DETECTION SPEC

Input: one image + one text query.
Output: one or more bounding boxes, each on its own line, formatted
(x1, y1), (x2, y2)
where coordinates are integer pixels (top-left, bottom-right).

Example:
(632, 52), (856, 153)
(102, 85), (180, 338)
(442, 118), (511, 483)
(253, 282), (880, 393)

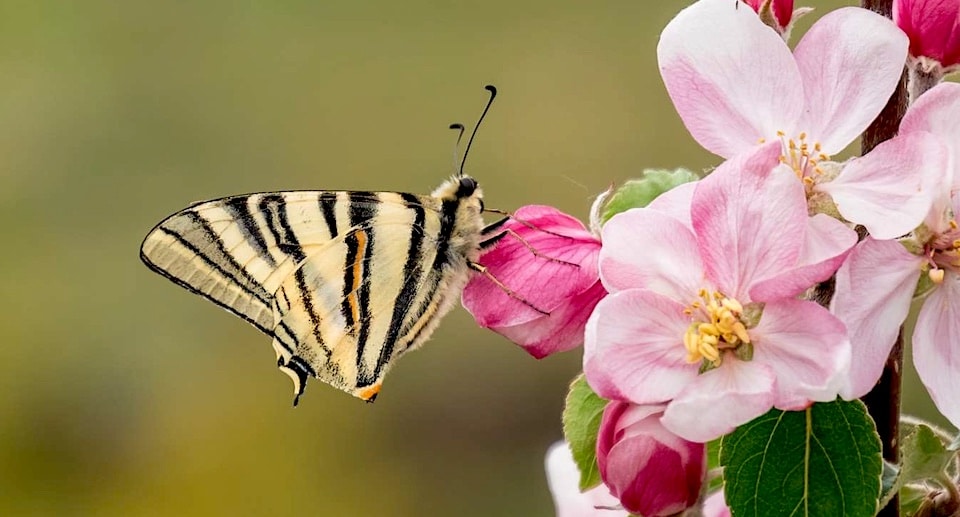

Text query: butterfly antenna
(449, 123), (465, 174)
(459, 84), (498, 177)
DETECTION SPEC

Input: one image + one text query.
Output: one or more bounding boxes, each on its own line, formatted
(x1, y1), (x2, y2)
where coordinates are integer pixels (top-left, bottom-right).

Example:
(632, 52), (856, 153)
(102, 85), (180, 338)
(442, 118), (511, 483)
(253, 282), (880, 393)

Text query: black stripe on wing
(347, 192), (381, 387)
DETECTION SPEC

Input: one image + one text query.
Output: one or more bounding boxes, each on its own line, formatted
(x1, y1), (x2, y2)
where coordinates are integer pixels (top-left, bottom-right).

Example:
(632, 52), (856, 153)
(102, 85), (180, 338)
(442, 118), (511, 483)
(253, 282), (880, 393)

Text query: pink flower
(703, 491), (732, 517)
(657, 0), (938, 240)
(659, 0), (906, 160)
(462, 205), (605, 358)
(894, 0), (960, 71)
(584, 144), (855, 442)
(596, 401), (706, 516)
(741, 0), (808, 35)
(832, 83), (960, 428)
(545, 442), (627, 517)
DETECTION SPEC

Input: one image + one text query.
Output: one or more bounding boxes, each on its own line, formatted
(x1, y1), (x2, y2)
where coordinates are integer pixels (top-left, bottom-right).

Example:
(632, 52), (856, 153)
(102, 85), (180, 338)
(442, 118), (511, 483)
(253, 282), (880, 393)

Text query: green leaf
(720, 399), (883, 517)
(600, 168), (699, 222)
(561, 374), (607, 491)
(706, 438), (724, 491)
(879, 461), (901, 511)
(901, 424), (955, 483)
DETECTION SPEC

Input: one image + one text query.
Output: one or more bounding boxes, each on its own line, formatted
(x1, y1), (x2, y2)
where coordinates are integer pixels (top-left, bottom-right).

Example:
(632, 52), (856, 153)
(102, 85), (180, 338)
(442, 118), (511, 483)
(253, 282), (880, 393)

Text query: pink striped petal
(749, 214), (857, 301)
(657, 0), (802, 158)
(793, 8), (908, 154)
(818, 131), (943, 239)
(901, 82), (960, 193)
(830, 238), (922, 400)
(692, 144), (806, 299)
(583, 289), (696, 404)
(661, 359), (777, 443)
(751, 299), (851, 410)
(913, 272), (960, 429)
(599, 208), (704, 302)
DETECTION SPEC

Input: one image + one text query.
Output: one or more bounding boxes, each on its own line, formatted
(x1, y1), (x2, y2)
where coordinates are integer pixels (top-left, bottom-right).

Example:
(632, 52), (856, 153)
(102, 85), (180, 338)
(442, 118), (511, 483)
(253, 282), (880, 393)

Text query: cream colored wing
(141, 190), (470, 404)
(272, 192), (474, 404)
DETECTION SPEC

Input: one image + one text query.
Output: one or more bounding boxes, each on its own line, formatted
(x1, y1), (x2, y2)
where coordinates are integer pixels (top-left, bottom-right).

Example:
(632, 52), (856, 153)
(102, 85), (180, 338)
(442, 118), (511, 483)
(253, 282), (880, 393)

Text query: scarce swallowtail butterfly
(140, 86), (526, 405)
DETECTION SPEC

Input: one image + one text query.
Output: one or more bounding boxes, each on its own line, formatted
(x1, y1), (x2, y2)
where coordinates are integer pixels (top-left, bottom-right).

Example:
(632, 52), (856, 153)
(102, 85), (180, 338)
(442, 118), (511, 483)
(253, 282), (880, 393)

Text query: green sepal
(600, 168), (699, 223)
(561, 374), (608, 491)
(901, 424), (956, 482)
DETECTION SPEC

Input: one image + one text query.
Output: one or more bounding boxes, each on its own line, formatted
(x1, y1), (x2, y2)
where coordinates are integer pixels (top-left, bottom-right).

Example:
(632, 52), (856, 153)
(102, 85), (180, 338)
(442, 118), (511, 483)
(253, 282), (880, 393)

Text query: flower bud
(462, 205), (605, 358)
(742, 0), (812, 37)
(596, 401), (706, 516)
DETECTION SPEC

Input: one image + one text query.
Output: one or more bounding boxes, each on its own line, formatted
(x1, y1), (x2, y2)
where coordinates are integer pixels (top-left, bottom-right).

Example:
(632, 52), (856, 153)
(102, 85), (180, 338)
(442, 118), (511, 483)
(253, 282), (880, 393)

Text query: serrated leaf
(901, 424), (955, 482)
(561, 374), (607, 491)
(720, 399), (883, 517)
(600, 168), (699, 222)
(879, 461), (901, 511)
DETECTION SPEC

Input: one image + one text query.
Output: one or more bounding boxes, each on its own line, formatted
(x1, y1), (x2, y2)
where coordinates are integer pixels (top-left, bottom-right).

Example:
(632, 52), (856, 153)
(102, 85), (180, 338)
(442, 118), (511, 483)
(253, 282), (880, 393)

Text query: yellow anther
(799, 131), (807, 140)
(930, 268), (945, 284)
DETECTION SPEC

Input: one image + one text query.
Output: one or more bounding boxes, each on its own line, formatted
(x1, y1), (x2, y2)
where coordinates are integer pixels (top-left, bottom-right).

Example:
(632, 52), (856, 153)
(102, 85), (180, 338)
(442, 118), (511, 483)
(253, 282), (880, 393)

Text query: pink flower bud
(596, 401), (706, 517)
(743, 0), (796, 33)
(462, 205), (605, 358)
(894, 0), (960, 70)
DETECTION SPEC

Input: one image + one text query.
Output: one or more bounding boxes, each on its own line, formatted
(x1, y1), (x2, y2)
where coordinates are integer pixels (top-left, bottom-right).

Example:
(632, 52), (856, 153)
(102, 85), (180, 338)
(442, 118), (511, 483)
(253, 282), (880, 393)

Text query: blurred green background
(0, 1), (950, 515)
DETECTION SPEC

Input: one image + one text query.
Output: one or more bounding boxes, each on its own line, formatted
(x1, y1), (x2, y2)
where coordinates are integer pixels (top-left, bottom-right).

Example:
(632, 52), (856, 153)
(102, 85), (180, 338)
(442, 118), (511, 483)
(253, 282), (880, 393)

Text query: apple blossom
(831, 82), (960, 428)
(596, 401), (706, 516)
(657, 0), (939, 238)
(741, 0), (812, 37)
(545, 442), (627, 517)
(584, 144), (855, 442)
(894, 0), (960, 98)
(462, 205), (605, 358)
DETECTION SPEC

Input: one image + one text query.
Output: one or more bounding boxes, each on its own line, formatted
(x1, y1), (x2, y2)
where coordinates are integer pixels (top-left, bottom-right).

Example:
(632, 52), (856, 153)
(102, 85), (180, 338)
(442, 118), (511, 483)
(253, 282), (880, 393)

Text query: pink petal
(657, 0), (803, 158)
(647, 180), (697, 230)
(894, 0), (960, 66)
(901, 82), (960, 192)
(494, 280), (606, 359)
(830, 238), (922, 400)
(704, 491), (731, 517)
(750, 299), (851, 410)
(545, 442), (627, 517)
(749, 214), (857, 301)
(818, 131), (944, 239)
(692, 144), (807, 298)
(599, 208), (704, 301)
(583, 289), (697, 404)
(661, 359), (777, 443)
(463, 205), (600, 327)
(598, 402), (705, 517)
(913, 272), (960, 429)
(793, 7), (908, 154)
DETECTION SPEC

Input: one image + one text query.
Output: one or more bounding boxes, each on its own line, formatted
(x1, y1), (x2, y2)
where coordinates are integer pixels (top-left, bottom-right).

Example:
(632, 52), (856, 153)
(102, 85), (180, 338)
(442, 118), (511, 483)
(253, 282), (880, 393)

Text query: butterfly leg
(479, 228), (580, 268)
(482, 208), (578, 240)
(467, 260), (549, 315)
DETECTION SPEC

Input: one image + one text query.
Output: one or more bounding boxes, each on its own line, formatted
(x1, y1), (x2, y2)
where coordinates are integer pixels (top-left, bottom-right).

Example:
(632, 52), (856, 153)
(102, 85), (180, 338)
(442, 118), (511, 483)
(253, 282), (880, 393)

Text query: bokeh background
(0, 1), (951, 515)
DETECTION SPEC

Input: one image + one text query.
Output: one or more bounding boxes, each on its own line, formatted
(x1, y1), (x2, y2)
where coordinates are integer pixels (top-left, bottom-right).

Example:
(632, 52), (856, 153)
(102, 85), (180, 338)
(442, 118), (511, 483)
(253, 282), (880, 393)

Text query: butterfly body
(140, 175), (486, 404)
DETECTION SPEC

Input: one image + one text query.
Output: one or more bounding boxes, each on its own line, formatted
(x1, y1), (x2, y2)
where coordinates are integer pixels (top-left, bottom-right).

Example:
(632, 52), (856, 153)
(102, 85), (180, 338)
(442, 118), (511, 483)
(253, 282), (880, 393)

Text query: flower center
(764, 131), (830, 188)
(927, 219), (960, 283)
(683, 289), (753, 371)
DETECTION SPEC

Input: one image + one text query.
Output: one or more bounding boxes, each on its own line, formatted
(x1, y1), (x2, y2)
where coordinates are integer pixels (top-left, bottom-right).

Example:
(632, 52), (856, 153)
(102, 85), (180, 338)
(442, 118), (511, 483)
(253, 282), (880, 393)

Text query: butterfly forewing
(140, 185), (480, 403)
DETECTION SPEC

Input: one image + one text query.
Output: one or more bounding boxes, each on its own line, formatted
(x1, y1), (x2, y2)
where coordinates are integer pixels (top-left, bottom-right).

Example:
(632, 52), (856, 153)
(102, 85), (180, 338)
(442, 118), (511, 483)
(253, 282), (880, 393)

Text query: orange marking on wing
(347, 230), (367, 327)
(358, 383), (381, 402)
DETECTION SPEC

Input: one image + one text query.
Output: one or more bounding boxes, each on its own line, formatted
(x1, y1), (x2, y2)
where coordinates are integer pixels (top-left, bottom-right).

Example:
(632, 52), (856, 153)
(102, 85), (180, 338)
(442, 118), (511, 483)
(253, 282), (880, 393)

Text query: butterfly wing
(141, 190), (471, 403)
(271, 191), (476, 403)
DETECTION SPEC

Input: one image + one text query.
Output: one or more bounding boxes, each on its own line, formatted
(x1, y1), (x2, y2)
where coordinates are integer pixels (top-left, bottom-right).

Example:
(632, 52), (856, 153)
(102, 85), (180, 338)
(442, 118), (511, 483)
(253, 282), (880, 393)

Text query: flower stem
(908, 65), (945, 103)
(860, 2), (907, 516)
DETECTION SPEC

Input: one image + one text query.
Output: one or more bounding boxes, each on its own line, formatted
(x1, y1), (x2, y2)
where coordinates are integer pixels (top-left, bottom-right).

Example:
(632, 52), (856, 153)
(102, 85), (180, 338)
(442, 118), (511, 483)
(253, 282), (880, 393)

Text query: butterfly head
(433, 175), (484, 204)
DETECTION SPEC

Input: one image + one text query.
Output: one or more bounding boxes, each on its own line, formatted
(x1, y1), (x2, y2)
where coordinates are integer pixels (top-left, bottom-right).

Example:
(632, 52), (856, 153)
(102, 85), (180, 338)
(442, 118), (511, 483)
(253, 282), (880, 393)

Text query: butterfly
(140, 86), (532, 405)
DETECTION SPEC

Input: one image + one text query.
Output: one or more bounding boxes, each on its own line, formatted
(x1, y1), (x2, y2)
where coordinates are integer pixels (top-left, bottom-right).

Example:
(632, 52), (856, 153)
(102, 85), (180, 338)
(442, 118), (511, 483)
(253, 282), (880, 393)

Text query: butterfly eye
(457, 177), (478, 198)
